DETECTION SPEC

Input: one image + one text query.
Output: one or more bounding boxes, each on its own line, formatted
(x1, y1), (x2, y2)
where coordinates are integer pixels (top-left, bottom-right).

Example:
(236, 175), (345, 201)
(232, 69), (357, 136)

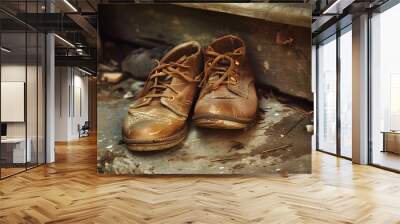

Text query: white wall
(1, 63), (46, 164)
(1, 65), (40, 138)
(1, 65), (26, 139)
(71, 73), (89, 138)
(55, 66), (69, 141)
(54, 67), (89, 141)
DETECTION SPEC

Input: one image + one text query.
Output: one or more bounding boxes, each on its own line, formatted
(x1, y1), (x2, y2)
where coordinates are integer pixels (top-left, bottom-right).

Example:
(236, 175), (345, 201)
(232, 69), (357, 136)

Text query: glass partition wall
(316, 0), (400, 171)
(370, 3), (400, 172)
(316, 26), (353, 159)
(0, 2), (46, 179)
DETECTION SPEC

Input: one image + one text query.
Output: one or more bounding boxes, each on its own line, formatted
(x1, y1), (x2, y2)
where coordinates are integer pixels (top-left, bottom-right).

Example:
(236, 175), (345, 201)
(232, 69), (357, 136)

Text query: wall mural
(97, 3), (313, 175)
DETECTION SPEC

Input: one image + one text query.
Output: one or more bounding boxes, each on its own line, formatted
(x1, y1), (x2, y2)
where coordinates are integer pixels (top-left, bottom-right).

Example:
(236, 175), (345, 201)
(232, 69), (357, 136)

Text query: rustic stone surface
(97, 78), (312, 175)
(102, 72), (123, 83)
(121, 48), (166, 80)
(98, 4), (312, 101)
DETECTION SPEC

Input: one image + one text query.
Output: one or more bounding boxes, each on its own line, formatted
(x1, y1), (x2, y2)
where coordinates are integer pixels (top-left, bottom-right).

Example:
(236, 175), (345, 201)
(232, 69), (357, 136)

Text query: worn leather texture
(194, 35), (258, 124)
(123, 41), (202, 144)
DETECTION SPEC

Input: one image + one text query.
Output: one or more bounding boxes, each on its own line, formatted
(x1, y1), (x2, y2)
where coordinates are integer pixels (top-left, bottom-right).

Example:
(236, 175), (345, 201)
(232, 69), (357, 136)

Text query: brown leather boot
(123, 41), (202, 151)
(193, 35), (258, 129)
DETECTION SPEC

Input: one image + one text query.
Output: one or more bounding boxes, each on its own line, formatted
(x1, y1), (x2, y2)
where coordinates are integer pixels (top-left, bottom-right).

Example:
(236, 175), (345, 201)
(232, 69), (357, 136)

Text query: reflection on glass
(38, 33), (46, 165)
(1, 31), (27, 177)
(26, 0), (40, 169)
(0, 1), (46, 179)
(340, 28), (352, 158)
(27, 31), (38, 169)
(390, 76), (400, 130)
(317, 36), (337, 154)
(371, 3), (400, 171)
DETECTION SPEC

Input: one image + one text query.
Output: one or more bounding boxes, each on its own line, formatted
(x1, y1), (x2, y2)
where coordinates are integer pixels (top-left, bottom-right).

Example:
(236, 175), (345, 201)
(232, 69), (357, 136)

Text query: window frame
(315, 23), (353, 161)
(367, 0), (400, 173)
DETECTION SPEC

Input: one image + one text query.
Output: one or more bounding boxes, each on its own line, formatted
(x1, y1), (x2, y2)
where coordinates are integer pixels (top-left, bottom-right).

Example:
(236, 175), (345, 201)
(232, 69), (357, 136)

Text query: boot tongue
(148, 55), (188, 106)
(158, 54), (187, 77)
(160, 55), (187, 83)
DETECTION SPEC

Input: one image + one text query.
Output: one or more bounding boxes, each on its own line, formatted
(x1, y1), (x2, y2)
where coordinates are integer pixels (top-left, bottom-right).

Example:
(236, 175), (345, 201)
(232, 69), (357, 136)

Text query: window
(339, 27), (352, 158)
(370, 2), (400, 171)
(317, 35), (337, 154)
(316, 25), (353, 159)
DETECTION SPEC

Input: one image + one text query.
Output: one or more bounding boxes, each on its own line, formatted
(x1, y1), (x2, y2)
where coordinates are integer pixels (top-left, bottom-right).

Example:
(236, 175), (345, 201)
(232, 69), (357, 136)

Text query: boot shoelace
(199, 49), (243, 98)
(143, 59), (200, 100)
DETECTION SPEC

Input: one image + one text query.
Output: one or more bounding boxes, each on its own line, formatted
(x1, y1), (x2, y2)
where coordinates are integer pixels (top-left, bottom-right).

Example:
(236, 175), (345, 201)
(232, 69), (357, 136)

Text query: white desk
(1, 138), (31, 163)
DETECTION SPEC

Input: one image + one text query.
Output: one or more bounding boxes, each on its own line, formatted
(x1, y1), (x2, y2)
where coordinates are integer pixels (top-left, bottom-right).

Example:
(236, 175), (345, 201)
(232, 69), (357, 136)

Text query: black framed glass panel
(370, 3), (400, 171)
(0, 11), (28, 178)
(0, 0), (46, 179)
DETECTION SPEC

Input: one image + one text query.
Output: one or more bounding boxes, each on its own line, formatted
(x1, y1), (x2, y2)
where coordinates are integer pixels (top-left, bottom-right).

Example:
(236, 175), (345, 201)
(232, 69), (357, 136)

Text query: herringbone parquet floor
(1, 135), (400, 224)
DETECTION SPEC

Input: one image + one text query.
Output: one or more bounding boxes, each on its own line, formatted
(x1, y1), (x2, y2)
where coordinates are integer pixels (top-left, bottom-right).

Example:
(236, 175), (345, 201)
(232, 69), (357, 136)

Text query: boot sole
(124, 125), (187, 152)
(193, 116), (252, 129)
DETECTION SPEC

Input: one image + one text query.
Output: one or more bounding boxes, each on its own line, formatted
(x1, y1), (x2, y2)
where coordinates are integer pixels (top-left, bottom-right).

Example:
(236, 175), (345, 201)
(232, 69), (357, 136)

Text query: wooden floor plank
(0, 135), (400, 223)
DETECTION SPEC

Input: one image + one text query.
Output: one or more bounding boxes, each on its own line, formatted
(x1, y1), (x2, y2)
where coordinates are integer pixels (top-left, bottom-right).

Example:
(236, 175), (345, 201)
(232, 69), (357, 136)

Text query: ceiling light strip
(54, 34), (75, 48)
(323, 0), (355, 15)
(63, 0), (78, 12)
(78, 67), (94, 76)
